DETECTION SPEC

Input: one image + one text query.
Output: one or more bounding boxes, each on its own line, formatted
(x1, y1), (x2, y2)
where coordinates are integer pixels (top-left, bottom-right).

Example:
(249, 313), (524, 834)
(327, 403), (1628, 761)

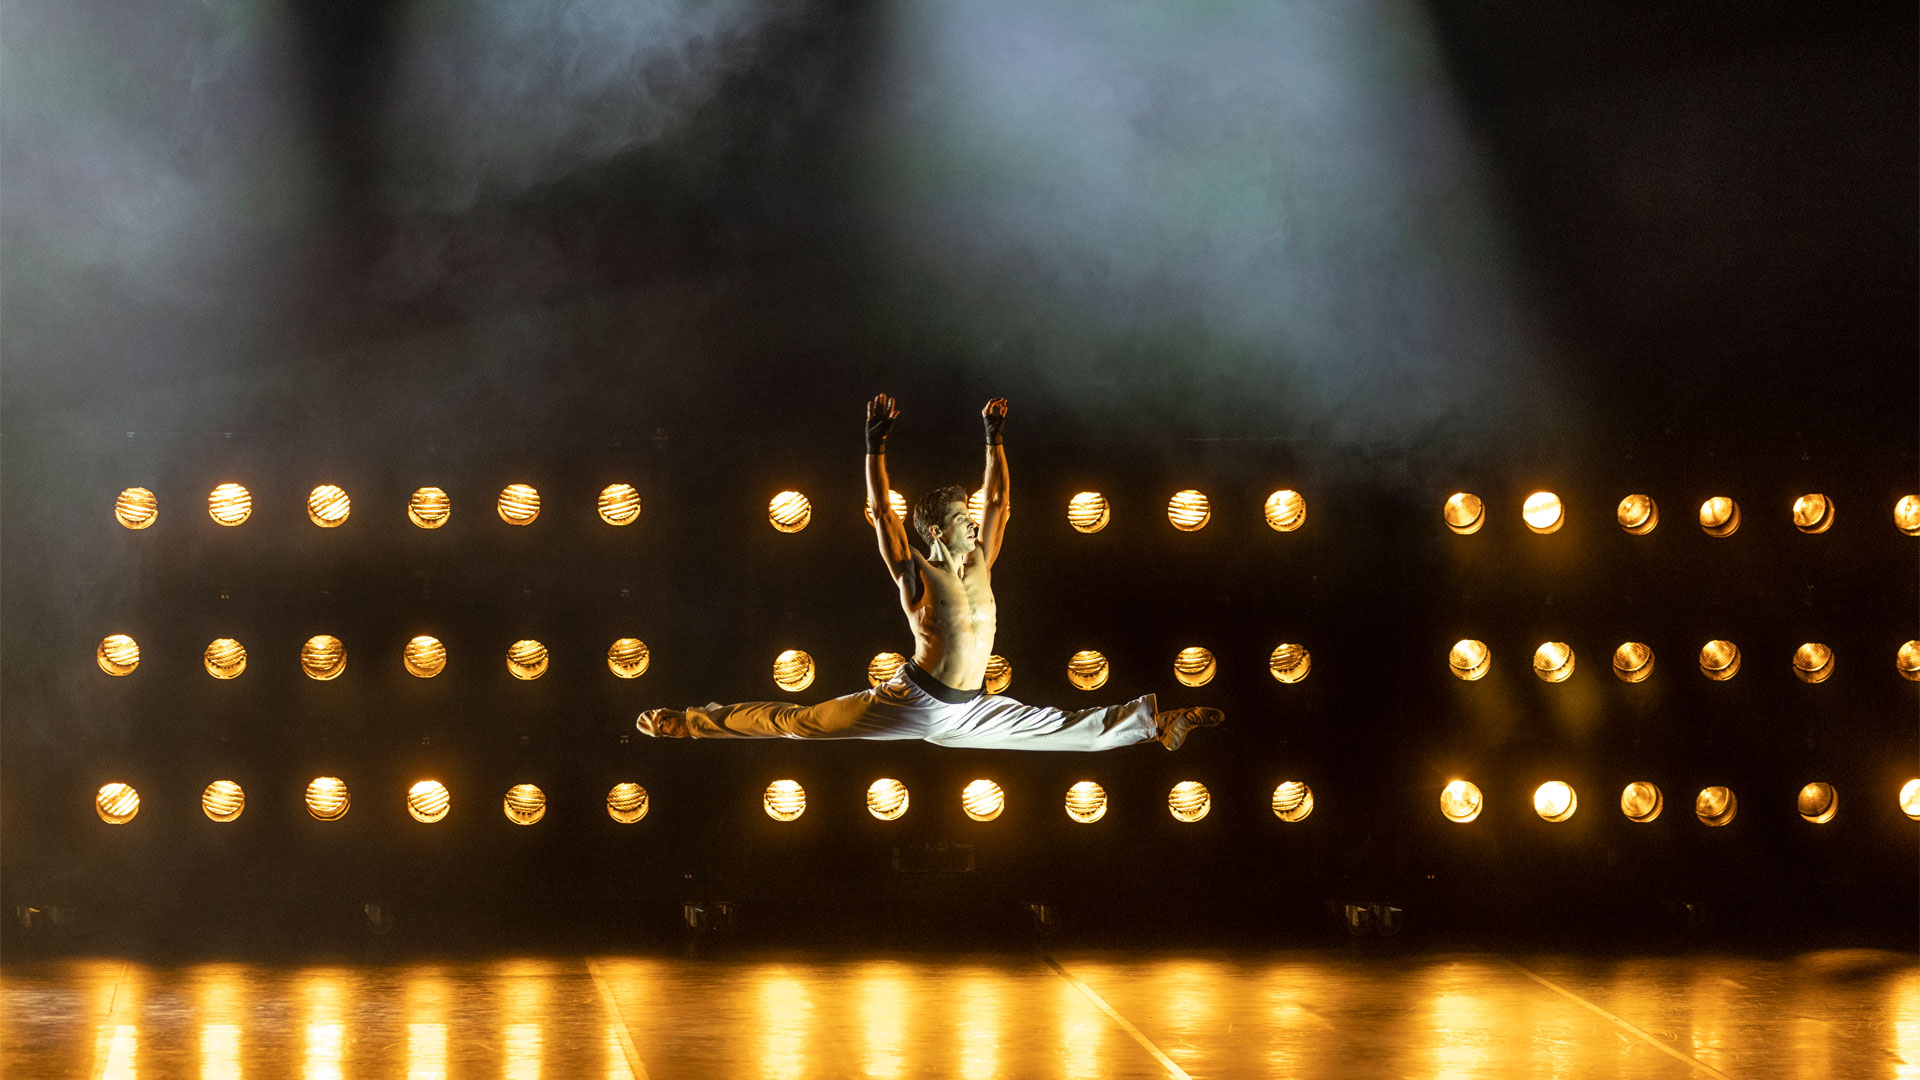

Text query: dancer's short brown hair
(912, 485), (969, 546)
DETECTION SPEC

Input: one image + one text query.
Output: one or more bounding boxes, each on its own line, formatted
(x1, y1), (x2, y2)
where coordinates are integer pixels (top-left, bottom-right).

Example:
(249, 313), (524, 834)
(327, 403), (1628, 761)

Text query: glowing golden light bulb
(1442, 492), (1484, 534)
(1792, 494), (1834, 534)
(506, 639), (548, 680)
(1272, 781), (1314, 822)
(1167, 489), (1211, 531)
(764, 780), (806, 821)
(1067, 650), (1109, 690)
(1900, 641), (1920, 682)
(1612, 642), (1654, 683)
(1792, 643), (1833, 684)
(1440, 780), (1482, 823)
(1620, 782), (1663, 823)
(305, 777), (350, 821)
(1269, 643), (1311, 684)
(983, 654), (1012, 694)
(1168, 781), (1211, 822)
(1699, 496), (1740, 536)
(866, 778), (909, 820)
(769, 491), (812, 532)
(1448, 639), (1489, 681)
(1064, 781), (1107, 823)
(1897, 496), (1920, 536)
(607, 782), (648, 823)
(301, 635), (346, 681)
(115, 487), (157, 529)
(404, 636), (447, 678)
(208, 483), (251, 526)
(496, 484), (540, 525)
(1533, 781), (1577, 822)
(1694, 786), (1737, 826)
(307, 485), (350, 527)
(96, 782), (139, 824)
(607, 638), (650, 679)
(962, 779), (1005, 822)
(773, 649), (816, 692)
(1174, 646), (1217, 687)
(1522, 491), (1564, 534)
(1532, 641), (1574, 683)
(863, 490), (907, 526)
(202, 780), (245, 822)
(407, 781), (450, 823)
(1616, 494), (1658, 534)
(204, 638), (247, 679)
(96, 634), (140, 676)
(967, 489), (987, 528)
(1901, 779), (1920, 820)
(408, 487), (451, 528)
(866, 652), (908, 687)
(1699, 640), (1741, 680)
(598, 484), (641, 526)
(1796, 782), (1837, 824)
(1264, 489), (1306, 532)
(1067, 492), (1110, 533)
(503, 784), (546, 825)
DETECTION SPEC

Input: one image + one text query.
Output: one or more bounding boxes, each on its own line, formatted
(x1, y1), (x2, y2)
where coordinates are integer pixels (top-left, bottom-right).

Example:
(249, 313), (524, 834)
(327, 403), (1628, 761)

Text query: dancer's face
(935, 502), (978, 554)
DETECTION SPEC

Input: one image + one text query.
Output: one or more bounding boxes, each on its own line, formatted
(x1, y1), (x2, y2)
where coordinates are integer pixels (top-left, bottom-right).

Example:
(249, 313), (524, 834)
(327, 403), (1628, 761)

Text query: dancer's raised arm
(864, 394), (918, 596)
(978, 397), (1010, 567)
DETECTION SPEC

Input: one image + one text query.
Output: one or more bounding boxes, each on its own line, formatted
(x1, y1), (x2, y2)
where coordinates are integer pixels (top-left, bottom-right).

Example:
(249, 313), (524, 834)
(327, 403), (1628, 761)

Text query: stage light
(769, 491), (812, 532)
(773, 649), (816, 692)
(984, 654), (1012, 693)
(496, 483), (541, 525)
(1792, 643), (1834, 683)
(203, 638), (247, 679)
(1902, 779), (1920, 820)
(1612, 642), (1654, 683)
(1616, 494), (1658, 534)
(306, 777), (350, 821)
(1264, 489), (1306, 532)
(1167, 489), (1211, 531)
(607, 638), (650, 679)
(506, 639), (548, 680)
(1699, 496), (1740, 537)
(1440, 780), (1482, 823)
(967, 489), (987, 528)
(96, 634), (139, 676)
(408, 487), (451, 528)
(598, 484), (641, 526)
(401, 780), (450, 823)
(114, 487), (157, 529)
(1533, 781), (1577, 822)
(1620, 782), (1663, 823)
(1532, 641), (1574, 683)
(1269, 643), (1311, 683)
(962, 779), (1005, 822)
(1442, 492), (1484, 534)
(1900, 641), (1920, 682)
(866, 779), (909, 820)
(96, 782), (139, 824)
(864, 490), (907, 526)
(1897, 496), (1920, 536)
(404, 636), (447, 678)
(1699, 640), (1741, 680)
(1448, 639), (1490, 681)
(301, 635), (346, 681)
(764, 780), (806, 821)
(1174, 646), (1216, 687)
(607, 783), (648, 823)
(307, 485), (350, 527)
(868, 652), (908, 686)
(1068, 650), (1109, 690)
(201, 780), (245, 822)
(1694, 786), (1736, 826)
(1796, 782), (1837, 824)
(1792, 494), (1834, 534)
(1271, 781), (1314, 822)
(503, 784), (546, 825)
(1522, 491), (1563, 533)
(208, 483), (251, 525)
(1064, 781), (1107, 823)
(1167, 781), (1211, 822)
(1067, 492), (1110, 533)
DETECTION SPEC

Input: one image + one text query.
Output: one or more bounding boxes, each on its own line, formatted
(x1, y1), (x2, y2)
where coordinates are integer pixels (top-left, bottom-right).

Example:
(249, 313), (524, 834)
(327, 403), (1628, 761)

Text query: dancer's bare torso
(899, 549), (996, 691)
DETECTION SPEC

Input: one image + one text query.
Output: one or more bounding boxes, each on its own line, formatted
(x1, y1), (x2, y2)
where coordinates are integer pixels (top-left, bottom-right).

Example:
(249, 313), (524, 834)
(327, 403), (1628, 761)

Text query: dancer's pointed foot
(636, 708), (691, 738)
(1154, 706), (1224, 750)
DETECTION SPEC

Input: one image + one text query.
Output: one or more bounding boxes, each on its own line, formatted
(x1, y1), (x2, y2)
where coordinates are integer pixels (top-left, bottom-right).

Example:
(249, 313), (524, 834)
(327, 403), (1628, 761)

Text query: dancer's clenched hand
(866, 393), (899, 454)
(981, 397), (1008, 445)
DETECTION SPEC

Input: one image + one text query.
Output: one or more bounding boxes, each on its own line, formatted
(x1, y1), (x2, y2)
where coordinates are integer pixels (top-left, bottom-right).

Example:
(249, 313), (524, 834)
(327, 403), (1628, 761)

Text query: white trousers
(680, 673), (1159, 751)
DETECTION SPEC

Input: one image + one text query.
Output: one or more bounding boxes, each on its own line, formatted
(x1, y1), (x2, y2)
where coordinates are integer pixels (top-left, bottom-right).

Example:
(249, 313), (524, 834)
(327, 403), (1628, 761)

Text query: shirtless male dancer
(634, 394), (1224, 750)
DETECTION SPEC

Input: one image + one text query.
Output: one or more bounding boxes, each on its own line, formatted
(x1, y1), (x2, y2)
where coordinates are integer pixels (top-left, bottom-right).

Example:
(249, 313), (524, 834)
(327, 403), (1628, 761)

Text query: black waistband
(902, 660), (984, 704)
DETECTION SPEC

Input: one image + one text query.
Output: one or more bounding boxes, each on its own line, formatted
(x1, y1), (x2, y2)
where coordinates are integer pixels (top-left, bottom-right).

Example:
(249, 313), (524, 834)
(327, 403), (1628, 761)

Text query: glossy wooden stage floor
(5, 948), (1915, 1079)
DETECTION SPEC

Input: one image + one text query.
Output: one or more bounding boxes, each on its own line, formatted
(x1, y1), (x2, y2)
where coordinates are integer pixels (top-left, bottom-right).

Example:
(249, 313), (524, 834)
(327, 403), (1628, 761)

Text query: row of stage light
(92, 634), (1920, 687)
(87, 777), (1920, 827)
(110, 485), (1920, 536)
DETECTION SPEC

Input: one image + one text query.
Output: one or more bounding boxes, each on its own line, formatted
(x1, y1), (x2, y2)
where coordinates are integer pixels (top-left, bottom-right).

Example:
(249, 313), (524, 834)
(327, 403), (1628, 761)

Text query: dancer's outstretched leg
(923, 693), (1225, 751)
(638, 680), (937, 740)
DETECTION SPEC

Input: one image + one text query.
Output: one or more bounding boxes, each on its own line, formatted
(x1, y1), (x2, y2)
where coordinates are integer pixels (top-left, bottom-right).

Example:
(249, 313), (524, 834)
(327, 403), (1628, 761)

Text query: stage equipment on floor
(768, 490), (811, 532)
(606, 783), (648, 823)
(1792, 493), (1834, 533)
(1067, 650), (1109, 690)
(1174, 646), (1216, 687)
(863, 489), (907, 525)
(1442, 491), (1484, 534)
(967, 488), (987, 527)
(506, 639), (549, 680)
(1533, 781), (1577, 822)
(1269, 643), (1311, 683)
(1167, 489), (1210, 531)
(307, 484), (350, 527)
(496, 483), (540, 525)
(201, 780), (244, 822)
(597, 484), (641, 525)
(503, 784), (546, 825)
(95, 783), (139, 824)
(114, 486), (157, 529)
(301, 635), (346, 680)
(1612, 642), (1654, 682)
(1699, 640), (1741, 680)
(1532, 641), (1574, 682)
(983, 654), (1012, 693)
(208, 483), (251, 525)
(773, 649), (816, 691)
(1901, 641), (1920, 681)
(96, 634), (139, 676)
(1620, 782), (1664, 822)
(1271, 781), (1314, 821)
(1168, 781), (1211, 822)
(867, 652), (908, 686)
(1694, 786), (1737, 826)
(1064, 781), (1107, 823)
(763, 780), (805, 821)
(1699, 496), (1740, 536)
(1616, 493), (1658, 533)
(305, 777), (350, 821)
(407, 781), (450, 823)
(962, 779), (1005, 822)
(1898, 495), (1920, 535)
(1902, 780), (1920, 820)
(1066, 491), (1110, 533)
(866, 779), (909, 820)
(407, 486), (451, 528)
(404, 635), (447, 677)
(1792, 643), (1834, 683)
(1522, 491), (1563, 533)
(607, 638), (650, 678)
(1440, 780), (1482, 823)
(1796, 782), (1837, 823)
(1448, 639), (1490, 681)
(203, 638), (246, 679)
(1265, 489), (1306, 531)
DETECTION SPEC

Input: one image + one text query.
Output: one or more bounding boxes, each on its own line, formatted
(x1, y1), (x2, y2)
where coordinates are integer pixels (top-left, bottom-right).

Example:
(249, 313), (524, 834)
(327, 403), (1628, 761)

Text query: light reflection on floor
(0, 949), (1912, 1078)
